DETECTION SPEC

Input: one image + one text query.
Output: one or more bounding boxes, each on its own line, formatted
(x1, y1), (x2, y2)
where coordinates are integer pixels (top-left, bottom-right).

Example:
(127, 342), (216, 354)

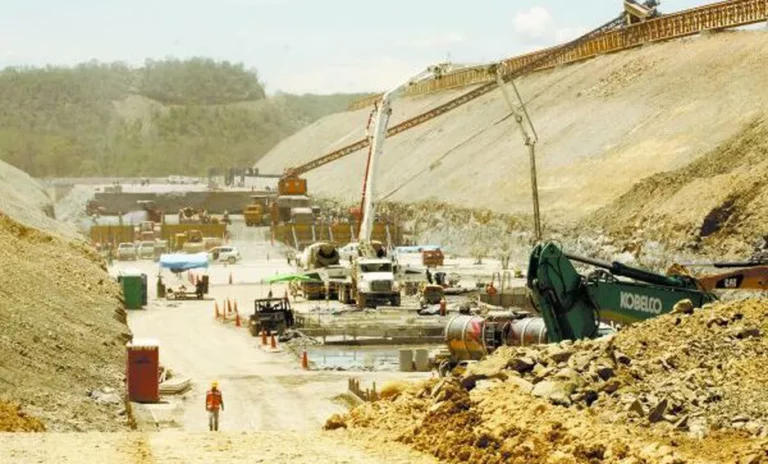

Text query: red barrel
(126, 339), (159, 403)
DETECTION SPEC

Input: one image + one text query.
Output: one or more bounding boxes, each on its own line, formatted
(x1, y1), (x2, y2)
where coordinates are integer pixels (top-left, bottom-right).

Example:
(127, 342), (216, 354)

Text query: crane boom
(284, 13), (626, 179)
(357, 67), (444, 256)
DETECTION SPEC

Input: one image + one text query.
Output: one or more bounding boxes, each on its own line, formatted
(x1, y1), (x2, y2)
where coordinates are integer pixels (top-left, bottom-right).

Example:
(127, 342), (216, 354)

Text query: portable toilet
(126, 338), (160, 403)
(118, 268), (147, 309)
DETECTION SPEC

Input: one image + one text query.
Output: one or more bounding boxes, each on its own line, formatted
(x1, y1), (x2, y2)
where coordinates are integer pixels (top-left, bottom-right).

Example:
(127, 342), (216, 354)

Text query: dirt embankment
(327, 298), (768, 463)
(0, 160), (131, 432)
(588, 117), (768, 259)
(0, 215), (132, 431)
(258, 31), (768, 229)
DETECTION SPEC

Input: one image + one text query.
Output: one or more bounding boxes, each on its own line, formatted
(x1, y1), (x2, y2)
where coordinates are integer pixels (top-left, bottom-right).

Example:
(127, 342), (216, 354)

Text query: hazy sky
(0, 1), (708, 94)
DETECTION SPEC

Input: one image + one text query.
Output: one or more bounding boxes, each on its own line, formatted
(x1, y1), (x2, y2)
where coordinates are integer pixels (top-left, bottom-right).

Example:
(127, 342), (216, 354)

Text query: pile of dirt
(588, 118), (768, 258)
(0, 213), (131, 431)
(327, 299), (768, 463)
(0, 401), (45, 432)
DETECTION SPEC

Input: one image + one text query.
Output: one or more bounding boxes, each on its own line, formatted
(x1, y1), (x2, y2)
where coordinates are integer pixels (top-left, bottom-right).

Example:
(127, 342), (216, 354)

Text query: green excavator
(440, 242), (718, 372)
(527, 241), (717, 343)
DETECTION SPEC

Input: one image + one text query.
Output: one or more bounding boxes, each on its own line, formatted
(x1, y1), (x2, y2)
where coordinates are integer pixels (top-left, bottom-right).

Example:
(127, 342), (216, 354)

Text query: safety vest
(206, 389), (222, 411)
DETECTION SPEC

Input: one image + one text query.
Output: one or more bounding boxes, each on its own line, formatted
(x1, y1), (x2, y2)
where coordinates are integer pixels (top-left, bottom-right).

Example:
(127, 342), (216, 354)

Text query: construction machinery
(668, 255), (768, 292)
(292, 242), (346, 300)
(336, 67), (452, 308)
(175, 230), (223, 254)
(248, 298), (295, 336)
(623, 0), (661, 24)
(527, 242), (717, 342)
(440, 242), (718, 371)
(244, 194), (272, 227)
(244, 203), (265, 227)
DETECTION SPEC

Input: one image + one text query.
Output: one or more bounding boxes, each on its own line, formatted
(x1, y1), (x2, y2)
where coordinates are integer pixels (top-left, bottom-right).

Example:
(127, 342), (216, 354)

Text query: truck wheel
(390, 294), (401, 307)
(227, 256), (237, 264)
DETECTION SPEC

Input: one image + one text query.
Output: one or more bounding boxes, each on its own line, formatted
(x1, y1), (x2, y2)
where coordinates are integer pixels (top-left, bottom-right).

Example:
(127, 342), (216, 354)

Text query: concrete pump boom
(357, 65), (447, 257)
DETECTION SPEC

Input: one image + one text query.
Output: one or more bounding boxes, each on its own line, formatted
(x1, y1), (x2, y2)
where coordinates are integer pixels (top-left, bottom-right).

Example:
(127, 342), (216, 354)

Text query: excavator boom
(527, 242), (717, 343)
(696, 266), (768, 291)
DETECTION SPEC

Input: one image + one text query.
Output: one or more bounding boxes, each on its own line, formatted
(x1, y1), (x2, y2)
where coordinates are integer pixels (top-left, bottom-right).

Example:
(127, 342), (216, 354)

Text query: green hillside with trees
(0, 58), (367, 177)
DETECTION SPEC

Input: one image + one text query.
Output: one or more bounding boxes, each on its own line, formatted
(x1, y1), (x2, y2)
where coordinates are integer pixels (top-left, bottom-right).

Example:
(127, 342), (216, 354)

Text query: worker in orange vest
(205, 381), (225, 431)
(486, 282), (498, 296)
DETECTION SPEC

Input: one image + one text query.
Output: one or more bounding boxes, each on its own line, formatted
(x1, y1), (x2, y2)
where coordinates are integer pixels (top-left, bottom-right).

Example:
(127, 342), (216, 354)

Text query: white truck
(337, 255), (401, 308)
(335, 66), (445, 309)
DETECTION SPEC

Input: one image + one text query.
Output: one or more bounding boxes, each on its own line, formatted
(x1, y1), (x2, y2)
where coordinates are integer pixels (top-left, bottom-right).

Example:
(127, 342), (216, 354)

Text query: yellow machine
(244, 204), (264, 227)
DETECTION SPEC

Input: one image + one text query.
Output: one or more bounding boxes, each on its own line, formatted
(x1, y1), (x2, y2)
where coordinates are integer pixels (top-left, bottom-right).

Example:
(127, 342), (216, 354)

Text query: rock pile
(327, 298), (768, 463)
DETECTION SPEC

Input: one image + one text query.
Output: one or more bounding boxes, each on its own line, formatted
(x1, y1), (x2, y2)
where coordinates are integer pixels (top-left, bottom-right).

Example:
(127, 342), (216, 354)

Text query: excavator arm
(668, 261), (768, 291)
(527, 242), (717, 343)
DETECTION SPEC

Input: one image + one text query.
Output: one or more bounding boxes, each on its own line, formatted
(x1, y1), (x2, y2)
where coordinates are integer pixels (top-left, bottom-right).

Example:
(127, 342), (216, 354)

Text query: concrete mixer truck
(293, 242), (346, 300)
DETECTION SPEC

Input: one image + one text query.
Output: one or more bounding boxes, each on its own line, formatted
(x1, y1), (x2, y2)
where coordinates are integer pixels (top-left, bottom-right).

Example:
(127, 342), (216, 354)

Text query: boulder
(671, 299), (694, 315)
(507, 356), (536, 373)
(547, 347), (574, 364)
(648, 398), (668, 423)
(531, 380), (577, 407)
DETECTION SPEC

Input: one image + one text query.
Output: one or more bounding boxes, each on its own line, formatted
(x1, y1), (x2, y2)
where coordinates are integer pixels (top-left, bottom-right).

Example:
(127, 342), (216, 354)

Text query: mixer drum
(505, 317), (548, 346)
(444, 315), (488, 361)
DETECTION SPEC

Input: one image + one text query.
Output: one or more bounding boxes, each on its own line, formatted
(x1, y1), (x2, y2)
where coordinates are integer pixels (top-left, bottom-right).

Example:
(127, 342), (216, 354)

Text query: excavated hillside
(588, 117), (768, 258)
(0, 160), (131, 432)
(257, 30), (768, 251)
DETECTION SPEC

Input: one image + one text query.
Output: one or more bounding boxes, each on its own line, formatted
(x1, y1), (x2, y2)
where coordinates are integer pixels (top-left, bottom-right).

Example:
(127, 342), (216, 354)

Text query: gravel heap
(327, 298), (768, 463)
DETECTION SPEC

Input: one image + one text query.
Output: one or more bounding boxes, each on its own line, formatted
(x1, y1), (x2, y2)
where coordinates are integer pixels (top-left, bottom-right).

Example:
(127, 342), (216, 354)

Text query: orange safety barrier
(261, 330), (268, 346)
(301, 350), (309, 370)
(270, 334), (277, 349)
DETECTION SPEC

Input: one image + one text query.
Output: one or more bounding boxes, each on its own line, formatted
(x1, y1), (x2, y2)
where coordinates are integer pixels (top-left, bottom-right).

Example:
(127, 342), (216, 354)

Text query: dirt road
(121, 224), (430, 431)
(1, 222), (439, 462)
(0, 430), (436, 463)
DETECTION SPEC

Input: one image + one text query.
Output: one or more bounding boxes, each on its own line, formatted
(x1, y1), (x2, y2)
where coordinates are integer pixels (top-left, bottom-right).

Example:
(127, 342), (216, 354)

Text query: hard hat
(211, 381), (219, 388)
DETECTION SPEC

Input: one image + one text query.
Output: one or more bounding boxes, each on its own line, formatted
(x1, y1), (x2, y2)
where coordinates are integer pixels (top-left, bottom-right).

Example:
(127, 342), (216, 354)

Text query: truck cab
(352, 258), (400, 308)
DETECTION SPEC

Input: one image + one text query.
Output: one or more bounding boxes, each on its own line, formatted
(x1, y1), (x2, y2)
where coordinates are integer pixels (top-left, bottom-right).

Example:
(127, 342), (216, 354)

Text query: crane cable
(379, 112), (514, 202)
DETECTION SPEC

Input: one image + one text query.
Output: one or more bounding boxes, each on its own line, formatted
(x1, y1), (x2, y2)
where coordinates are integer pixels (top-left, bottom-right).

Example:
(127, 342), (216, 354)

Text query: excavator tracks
(289, 0), (767, 177)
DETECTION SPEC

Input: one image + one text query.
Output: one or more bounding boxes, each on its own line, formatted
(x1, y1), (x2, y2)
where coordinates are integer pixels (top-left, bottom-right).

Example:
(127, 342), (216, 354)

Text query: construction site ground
(1, 218), (449, 462)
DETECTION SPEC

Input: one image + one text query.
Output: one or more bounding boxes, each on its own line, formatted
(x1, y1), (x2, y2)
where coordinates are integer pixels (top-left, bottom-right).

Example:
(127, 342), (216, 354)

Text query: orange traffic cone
(229, 272), (233, 285)
(235, 312), (241, 327)
(301, 349), (309, 370)
(261, 330), (267, 346)
(221, 300), (227, 320)
(227, 299), (232, 315)
(233, 300), (238, 314)
(214, 301), (220, 319)
(270, 334), (277, 349)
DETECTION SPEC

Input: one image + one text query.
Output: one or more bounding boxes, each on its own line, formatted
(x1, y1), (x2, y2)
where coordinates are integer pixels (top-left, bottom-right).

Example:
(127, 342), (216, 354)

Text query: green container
(120, 269), (146, 309)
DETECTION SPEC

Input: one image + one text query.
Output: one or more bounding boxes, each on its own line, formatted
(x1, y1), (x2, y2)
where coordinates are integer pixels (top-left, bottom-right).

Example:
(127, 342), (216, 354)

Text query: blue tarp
(159, 252), (209, 271)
